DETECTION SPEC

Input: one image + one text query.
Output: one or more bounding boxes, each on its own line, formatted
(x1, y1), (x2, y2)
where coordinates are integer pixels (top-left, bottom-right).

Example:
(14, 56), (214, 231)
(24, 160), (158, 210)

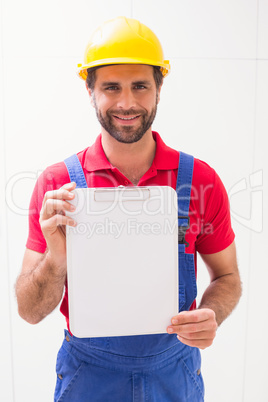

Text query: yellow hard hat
(77, 16), (170, 80)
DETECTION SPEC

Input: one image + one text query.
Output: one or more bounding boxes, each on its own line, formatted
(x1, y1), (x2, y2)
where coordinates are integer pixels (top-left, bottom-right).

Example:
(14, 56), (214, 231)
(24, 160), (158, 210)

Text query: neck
(101, 129), (156, 185)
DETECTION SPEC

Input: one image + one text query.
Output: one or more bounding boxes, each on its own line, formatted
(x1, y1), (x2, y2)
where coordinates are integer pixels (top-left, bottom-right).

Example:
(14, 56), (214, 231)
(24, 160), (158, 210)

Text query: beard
(92, 97), (158, 144)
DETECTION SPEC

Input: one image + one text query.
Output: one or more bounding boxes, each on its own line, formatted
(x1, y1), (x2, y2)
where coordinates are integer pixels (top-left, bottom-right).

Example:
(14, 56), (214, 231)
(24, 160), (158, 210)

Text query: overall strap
(64, 154), (88, 188)
(176, 152), (194, 250)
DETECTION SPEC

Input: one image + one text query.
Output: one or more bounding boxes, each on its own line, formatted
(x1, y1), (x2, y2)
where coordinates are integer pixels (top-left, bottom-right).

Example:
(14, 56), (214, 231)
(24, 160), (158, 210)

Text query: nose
(116, 88), (137, 110)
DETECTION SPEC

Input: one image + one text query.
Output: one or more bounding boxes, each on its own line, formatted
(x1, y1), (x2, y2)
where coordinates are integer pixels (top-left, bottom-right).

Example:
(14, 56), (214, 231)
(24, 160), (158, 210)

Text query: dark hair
(86, 65), (164, 92)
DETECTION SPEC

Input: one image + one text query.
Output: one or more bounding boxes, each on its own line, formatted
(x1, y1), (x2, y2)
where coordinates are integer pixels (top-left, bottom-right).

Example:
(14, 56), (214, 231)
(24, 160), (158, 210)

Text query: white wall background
(0, 1), (267, 401)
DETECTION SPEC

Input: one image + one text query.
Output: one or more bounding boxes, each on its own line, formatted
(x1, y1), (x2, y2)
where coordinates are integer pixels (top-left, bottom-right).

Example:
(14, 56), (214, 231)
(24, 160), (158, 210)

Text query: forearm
(167, 243), (241, 349)
(16, 252), (66, 324)
(198, 271), (242, 326)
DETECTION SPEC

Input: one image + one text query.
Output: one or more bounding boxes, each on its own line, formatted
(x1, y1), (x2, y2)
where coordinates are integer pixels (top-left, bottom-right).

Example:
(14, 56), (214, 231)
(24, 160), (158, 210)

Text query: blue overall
(54, 152), (204, 401)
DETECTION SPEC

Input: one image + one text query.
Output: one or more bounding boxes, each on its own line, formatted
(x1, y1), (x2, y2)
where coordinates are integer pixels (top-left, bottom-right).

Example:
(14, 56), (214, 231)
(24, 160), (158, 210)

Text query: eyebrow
(132, 80), (152, 86)
(100, 81), (119, 87)
(100, 80), (152, 87)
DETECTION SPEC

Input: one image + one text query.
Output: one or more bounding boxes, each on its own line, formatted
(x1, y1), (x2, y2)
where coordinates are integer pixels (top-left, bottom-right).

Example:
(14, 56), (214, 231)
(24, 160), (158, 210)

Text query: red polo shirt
(26, 132), (234, 328)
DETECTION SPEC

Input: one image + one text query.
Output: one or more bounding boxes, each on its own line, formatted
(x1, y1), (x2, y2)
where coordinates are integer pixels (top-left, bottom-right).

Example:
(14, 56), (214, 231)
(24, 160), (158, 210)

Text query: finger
(171, 309), (215, 325)
(167, 320), (214, 335)
(43, 189), (74, 204)
(177, 334), (215, 350)
(41, 214), (77, 234)
(42, 182), (76, 204)
(176, 329), (217, 341)
(62, 182), (76, 190)
(170, 316), (217, 334)
(40, 199), (76, 220)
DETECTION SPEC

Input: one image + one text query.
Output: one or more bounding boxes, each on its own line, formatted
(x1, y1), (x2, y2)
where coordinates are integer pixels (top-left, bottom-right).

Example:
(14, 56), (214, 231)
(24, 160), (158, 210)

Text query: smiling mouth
(113, 115), (140, 121)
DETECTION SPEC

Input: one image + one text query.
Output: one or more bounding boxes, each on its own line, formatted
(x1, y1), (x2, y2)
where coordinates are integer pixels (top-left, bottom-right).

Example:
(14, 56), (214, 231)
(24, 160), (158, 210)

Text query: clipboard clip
(94, 187), (150, 202)
(178, 216), (190, 247)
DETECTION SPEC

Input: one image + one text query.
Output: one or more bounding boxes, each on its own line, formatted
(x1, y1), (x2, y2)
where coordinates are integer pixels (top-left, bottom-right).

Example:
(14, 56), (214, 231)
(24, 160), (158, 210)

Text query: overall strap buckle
(178, 216), (190, 247)
(176, 152), (194, 248)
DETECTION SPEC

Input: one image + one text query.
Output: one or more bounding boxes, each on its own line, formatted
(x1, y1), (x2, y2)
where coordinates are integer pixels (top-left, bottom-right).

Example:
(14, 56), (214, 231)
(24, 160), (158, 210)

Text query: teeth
(116, 116), (137, 120)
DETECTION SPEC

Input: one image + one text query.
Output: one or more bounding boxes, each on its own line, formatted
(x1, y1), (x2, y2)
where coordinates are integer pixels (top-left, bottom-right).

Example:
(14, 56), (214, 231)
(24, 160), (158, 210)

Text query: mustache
(108, 109), (145, 116)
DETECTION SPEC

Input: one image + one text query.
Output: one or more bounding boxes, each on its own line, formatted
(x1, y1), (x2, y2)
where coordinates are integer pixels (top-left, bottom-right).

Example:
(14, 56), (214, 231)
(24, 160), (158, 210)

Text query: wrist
(45, 250), (67, 280)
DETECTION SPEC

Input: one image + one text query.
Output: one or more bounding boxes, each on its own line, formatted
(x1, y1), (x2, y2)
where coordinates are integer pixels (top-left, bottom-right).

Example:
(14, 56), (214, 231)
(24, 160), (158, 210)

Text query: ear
(85, 82), (96, 108)
(156, 83), (163, 105)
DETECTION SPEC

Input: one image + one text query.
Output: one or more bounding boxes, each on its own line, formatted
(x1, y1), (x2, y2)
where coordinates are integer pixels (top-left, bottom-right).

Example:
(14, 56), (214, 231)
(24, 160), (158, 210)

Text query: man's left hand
(166, 308), (218, 350)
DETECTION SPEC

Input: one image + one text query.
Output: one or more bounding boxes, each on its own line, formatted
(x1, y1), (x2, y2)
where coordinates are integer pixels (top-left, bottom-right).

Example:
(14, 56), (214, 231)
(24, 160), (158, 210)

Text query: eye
(105, 86), (119, 91)
(134, 84), (146, 90)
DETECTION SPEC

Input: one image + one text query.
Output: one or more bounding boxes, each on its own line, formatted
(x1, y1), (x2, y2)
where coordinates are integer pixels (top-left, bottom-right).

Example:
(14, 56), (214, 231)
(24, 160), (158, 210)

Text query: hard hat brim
(77, 58), (170, 80)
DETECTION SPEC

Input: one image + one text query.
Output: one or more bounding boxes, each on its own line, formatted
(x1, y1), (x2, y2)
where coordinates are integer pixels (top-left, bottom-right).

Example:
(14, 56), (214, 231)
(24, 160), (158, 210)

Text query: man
(16, 16), (241, 401)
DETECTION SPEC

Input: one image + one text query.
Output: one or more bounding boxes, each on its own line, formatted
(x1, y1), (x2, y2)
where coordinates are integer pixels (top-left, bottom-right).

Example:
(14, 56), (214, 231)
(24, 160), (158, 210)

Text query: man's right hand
(39, 181), (77, 270)
(15, 182), (78, 324)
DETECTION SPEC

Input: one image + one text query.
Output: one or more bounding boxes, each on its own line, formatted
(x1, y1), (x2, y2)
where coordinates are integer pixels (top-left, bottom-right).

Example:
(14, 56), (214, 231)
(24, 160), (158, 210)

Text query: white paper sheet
(66, 186), (178, 338)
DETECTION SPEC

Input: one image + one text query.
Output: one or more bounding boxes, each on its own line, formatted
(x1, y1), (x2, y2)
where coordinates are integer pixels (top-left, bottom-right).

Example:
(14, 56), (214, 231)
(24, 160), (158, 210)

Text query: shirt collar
(151, 131), (179, 170)
(84, 131), (179, 172)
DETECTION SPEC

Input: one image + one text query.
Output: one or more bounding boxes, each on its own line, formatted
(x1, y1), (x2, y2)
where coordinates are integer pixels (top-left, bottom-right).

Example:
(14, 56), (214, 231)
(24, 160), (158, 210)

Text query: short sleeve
(26, 163), (70, 253)
(195, 169), (235, 254)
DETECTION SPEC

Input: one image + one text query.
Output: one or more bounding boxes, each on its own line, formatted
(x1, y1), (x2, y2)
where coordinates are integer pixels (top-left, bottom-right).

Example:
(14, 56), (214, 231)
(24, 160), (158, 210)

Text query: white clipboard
(66, 186), (178, 338)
